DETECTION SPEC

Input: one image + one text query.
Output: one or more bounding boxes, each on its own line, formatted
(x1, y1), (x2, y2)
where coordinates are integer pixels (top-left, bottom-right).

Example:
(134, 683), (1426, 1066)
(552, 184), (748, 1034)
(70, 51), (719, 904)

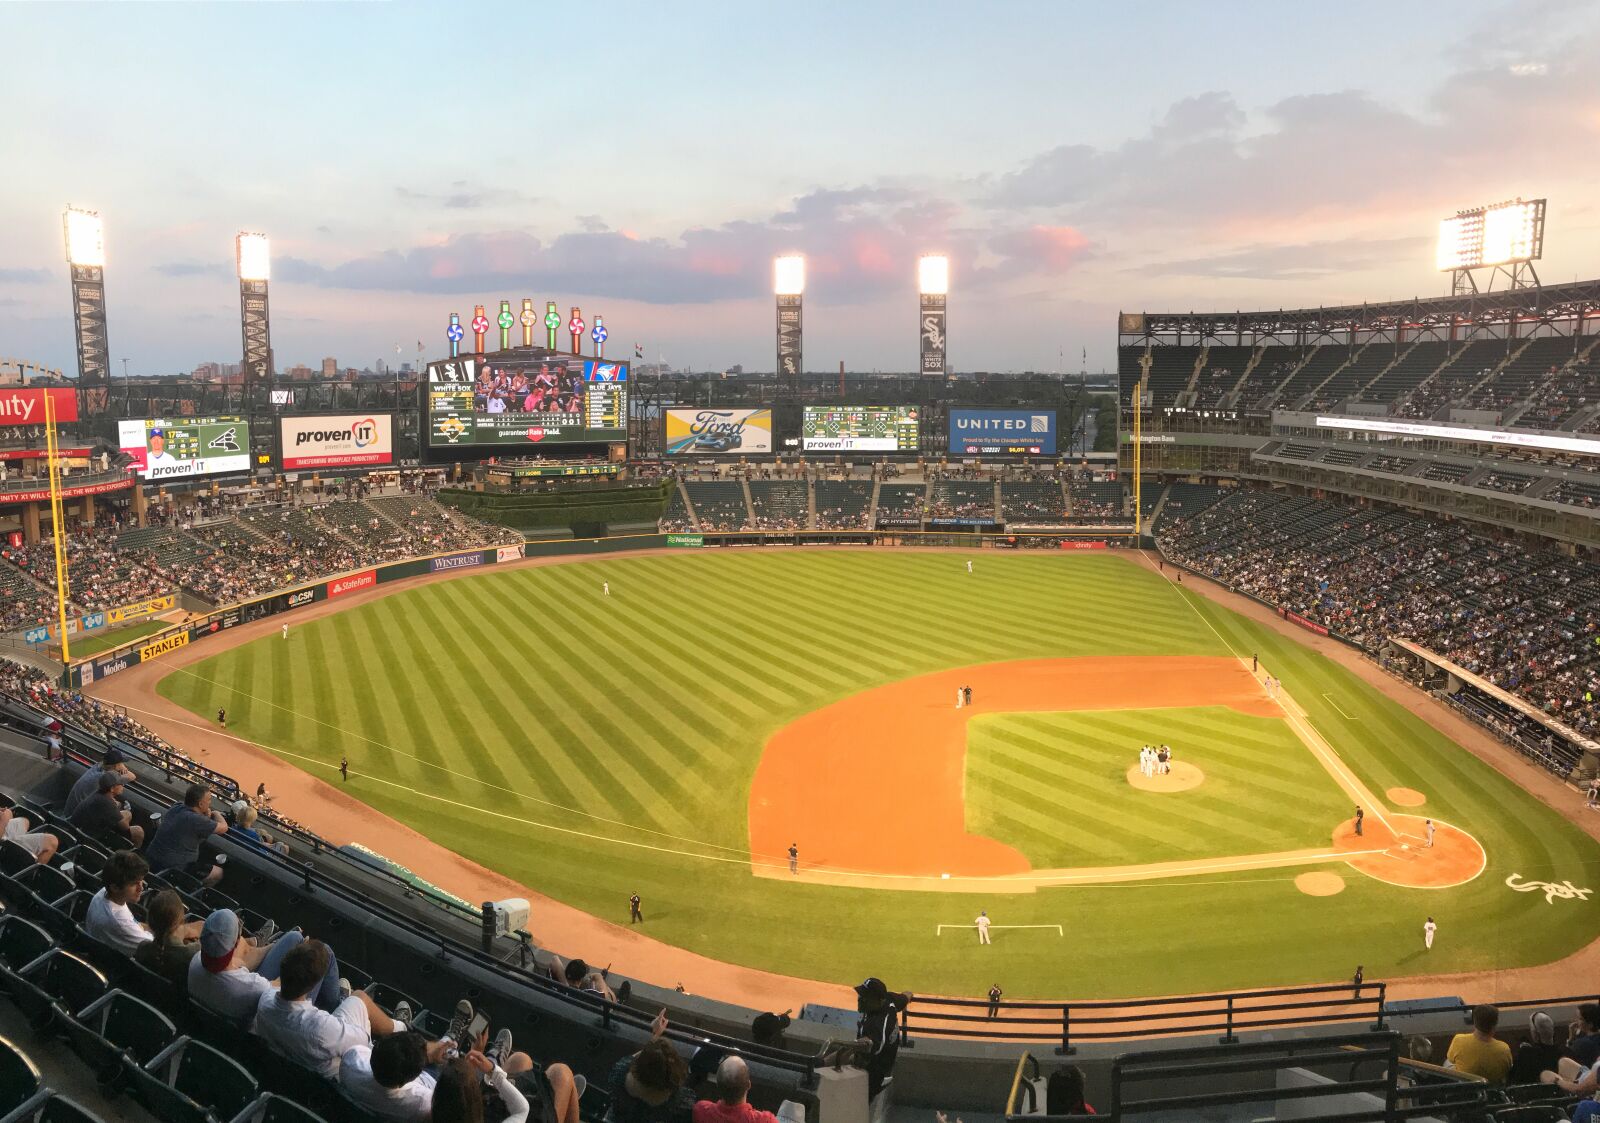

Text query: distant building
(286, 363), (313, 381)
(321, 357), (337, 378)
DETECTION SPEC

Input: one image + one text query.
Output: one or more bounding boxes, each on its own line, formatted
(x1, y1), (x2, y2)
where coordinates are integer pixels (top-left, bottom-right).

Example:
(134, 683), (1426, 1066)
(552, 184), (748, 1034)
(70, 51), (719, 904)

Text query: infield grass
(156, 550), (1600, 997)
(966, 707), (1352, 868)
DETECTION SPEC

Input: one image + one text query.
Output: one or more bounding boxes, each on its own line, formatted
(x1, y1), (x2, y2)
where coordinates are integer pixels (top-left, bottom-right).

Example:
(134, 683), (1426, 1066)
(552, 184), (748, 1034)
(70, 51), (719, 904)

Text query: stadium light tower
(63, 207), (111, 412)
(236, 233), (273, 392)
(1437, 198), (1545, 295)
(774, 255), (804, 379)
(918, 254), (948, 378)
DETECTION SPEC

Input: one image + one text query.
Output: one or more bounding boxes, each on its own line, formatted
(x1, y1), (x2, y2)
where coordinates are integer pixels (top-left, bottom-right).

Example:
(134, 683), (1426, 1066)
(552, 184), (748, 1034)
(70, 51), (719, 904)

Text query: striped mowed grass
(965, 708), (1351, 868)
(157, 551), (1600, 998)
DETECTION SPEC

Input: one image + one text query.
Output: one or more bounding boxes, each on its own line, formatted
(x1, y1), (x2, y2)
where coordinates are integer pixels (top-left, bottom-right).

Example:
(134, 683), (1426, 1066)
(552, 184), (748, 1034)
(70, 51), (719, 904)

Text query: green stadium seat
(129, 1036), (259, 1123)
(0, 841), (36, 877)
(19, 950), (110, 1027)
(2, 1093), (114, 1123)
(0, 1036), (43, 1118)
(0, 917), (53, 972)
(64, 988), (177, 1086)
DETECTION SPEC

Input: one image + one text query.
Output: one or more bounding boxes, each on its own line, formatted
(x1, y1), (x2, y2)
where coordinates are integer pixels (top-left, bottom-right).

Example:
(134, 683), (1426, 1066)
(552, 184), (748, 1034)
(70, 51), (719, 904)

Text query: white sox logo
(1506, 873), (1593, 904)
(922, 314), (944, 350)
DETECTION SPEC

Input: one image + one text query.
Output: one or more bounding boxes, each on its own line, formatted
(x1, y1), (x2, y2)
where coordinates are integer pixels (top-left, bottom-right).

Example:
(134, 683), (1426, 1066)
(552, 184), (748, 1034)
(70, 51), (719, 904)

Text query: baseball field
(153, 550), (1600, 998)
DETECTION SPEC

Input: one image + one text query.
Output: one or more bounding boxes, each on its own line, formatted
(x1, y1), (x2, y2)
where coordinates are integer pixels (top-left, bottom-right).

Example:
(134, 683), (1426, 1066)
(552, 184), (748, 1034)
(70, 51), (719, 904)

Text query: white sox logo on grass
(1506, 873), (1592, 904)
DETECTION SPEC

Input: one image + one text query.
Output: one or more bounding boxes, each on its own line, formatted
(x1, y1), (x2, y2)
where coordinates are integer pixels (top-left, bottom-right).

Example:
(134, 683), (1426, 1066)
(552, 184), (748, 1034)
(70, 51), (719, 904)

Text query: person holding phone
(429, 1020), (585, 1123)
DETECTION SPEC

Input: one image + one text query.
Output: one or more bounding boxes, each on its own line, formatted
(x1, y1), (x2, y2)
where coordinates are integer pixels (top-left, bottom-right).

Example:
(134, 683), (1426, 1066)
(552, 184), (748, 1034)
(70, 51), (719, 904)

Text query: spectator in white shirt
(187, 908), (343, 1025)
(86, 850), (202, 955)
(253, 938), (401, 1077)
(340, 1030), (453, 1120)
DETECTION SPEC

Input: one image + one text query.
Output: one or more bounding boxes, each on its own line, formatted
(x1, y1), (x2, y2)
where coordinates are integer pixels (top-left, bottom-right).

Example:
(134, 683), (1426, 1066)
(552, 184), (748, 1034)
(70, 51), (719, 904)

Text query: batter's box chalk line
(935, 924), (1065, 936)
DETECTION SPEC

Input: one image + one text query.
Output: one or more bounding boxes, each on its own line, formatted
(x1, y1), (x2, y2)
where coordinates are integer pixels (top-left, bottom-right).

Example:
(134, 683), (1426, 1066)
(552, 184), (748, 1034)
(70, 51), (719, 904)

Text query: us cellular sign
(280, 414), (393, 470)
(949, 409), (1056, 455)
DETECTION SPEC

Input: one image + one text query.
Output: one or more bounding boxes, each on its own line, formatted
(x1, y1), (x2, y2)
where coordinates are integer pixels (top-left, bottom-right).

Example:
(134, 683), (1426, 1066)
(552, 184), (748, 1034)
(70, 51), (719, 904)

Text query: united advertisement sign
(949, 409), (1057, 455)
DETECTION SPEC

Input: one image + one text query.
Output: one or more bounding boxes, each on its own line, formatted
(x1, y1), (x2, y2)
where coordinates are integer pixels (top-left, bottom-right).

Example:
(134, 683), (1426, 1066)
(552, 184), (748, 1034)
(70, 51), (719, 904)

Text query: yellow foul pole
(43, 394), (72, 665)
(1134, 349), (1150, 540)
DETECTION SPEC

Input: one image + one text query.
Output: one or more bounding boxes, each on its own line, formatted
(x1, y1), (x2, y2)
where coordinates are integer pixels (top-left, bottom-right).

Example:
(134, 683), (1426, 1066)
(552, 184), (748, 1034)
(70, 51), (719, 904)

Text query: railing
(903, 982), (1388, 1053)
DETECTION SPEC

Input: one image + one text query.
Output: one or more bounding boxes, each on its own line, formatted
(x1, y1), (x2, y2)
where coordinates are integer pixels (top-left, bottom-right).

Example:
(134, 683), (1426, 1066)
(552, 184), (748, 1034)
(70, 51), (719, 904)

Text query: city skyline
(3, 0), (1598, 378)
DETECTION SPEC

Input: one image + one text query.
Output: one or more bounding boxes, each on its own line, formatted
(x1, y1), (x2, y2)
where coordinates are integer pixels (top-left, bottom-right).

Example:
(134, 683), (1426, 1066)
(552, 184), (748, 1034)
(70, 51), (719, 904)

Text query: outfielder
(966, 560), (973, 574)
(603, 581), (610, 597)
(282, 624), (288, 640)
(975, 910), (992, 945)
(1423, 916), (1436, 949)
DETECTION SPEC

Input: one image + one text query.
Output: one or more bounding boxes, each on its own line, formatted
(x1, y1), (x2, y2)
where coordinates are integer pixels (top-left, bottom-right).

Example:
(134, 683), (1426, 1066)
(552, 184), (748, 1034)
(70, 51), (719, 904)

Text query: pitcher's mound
(1296, 872), (1345, 896)
(1126, 761), (1204, 792)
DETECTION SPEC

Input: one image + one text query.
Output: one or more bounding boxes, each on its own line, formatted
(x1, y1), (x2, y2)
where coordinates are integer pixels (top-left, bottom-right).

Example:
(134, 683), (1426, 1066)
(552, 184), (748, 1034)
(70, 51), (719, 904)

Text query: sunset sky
(2, 0), (1597, 376)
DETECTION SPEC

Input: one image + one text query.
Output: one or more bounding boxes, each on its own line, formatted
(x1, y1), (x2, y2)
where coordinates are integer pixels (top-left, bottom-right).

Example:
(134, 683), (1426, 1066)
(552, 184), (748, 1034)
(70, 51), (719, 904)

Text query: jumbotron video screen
(425, 356), (628, 447)
(801, 405), (920, 451)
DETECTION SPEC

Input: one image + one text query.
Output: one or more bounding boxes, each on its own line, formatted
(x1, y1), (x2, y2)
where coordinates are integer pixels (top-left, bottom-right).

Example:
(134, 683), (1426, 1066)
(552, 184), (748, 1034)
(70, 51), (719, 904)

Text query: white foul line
(1323, 692), (1354, 719)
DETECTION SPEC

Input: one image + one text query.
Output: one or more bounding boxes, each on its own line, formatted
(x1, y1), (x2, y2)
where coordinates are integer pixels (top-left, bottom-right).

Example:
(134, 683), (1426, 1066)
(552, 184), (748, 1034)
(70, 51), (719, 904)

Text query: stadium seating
(746, 481), (809, 530)
(1260, 344), (1351, 410)
(1190, 345), (1256, 409)
(1000, 481), (1067, 524)
(1395, 339), (1514, 419)
(874, 483), (925, 524)
(1156, 486), (1600, 747)
(1302, 342), (1409, 411)
(682, 481), (749, 531)
(812, 481), (872, 529)
(1066, 478), (1126, 523)
(660, 481), (695, 531)
(927, 482), (993, 522)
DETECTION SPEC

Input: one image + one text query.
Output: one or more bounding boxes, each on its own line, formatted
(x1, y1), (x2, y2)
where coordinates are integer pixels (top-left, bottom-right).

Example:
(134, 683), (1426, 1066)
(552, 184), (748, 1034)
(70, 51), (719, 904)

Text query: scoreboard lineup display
(426, 356), (628, 447)
(116, 417), (252, 481)
(802, 405), (920, 451)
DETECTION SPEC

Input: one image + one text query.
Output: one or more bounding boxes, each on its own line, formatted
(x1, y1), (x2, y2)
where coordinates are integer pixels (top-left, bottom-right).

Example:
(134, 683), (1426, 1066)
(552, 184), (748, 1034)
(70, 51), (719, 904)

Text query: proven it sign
(280, 415), (393, 470)
(0, 388), (79, 425)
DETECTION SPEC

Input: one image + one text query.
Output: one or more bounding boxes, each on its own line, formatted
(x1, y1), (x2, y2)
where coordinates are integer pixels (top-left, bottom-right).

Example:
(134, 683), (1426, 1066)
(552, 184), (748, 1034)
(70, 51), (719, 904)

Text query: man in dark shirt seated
(69, 770), (144, 848)
(1570, 1005), (1600, 1068)
(63, 747), (135, 817)
(146, 782), (229, 886)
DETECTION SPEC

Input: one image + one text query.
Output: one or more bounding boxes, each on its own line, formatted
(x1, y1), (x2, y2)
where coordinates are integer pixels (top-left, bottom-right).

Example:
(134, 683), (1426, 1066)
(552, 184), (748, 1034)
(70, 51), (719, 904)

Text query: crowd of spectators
(1158, 487), (1600, 738)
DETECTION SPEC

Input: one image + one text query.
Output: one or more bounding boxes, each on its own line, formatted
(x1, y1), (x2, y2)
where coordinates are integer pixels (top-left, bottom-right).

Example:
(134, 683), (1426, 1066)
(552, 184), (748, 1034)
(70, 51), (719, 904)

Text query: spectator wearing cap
(188, 908), (337, 1025)
(854, 978), (907, 1100)
(253, 937), (403, 1077)
(0, 803), (59, 866)
(692, 1056), (777, 1123)
(70, 769), (144, 848)
(64, 747), (135, 817)
(750, 1010), (791, 1048)
(146, 782), (229, 886)
(1509, 1011), (1564, 1084)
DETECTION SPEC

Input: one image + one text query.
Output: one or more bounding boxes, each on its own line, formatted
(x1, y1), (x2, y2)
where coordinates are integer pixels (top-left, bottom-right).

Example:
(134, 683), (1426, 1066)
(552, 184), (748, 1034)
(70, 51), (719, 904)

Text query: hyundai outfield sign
(949, 409), (1056, 455)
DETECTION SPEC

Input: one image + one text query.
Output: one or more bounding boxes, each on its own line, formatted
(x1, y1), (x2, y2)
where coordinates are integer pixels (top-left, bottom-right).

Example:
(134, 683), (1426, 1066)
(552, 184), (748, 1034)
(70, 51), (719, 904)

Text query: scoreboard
(801, 405), (920, 452)
(426, 355), (627, 448)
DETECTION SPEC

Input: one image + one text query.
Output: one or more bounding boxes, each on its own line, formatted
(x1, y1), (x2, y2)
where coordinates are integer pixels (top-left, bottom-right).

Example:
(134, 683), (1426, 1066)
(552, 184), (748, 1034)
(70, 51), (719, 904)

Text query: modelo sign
(949, 409), (1057, 455)
(280, 415), (393, 470)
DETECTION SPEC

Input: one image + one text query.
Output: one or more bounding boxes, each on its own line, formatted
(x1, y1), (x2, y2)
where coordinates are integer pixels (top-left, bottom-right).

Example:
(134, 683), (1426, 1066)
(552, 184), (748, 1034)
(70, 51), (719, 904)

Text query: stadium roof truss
(1119, 277), (1600, 348)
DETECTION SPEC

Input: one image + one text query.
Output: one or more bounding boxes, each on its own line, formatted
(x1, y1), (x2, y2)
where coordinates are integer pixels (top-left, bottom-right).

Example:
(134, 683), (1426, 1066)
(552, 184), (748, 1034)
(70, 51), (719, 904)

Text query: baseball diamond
(139, 549), (1600, 999)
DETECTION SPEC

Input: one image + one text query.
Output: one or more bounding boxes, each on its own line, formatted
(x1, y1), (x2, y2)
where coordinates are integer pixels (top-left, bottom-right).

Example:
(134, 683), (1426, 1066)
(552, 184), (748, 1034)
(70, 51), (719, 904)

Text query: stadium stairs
(676, 478), (703, 532)
(867, 479), (881, 527)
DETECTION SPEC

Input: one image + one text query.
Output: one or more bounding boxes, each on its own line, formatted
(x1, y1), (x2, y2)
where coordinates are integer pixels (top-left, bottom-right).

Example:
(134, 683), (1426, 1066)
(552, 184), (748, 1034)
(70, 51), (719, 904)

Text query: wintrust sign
(431, 553), (484, 573)
(0, 388), (79, 425)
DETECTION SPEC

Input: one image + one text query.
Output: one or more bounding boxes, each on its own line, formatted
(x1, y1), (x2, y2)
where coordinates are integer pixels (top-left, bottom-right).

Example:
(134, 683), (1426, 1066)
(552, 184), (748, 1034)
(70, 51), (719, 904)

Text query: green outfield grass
(156, 551), (1600, 997)
(71, 617), (171, 658)
(966, 707), (1352, 868)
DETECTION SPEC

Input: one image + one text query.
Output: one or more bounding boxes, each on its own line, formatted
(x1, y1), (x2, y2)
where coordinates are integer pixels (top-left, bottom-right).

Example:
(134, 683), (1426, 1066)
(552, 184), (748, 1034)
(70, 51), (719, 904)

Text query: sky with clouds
(2, 0), (1597, 376)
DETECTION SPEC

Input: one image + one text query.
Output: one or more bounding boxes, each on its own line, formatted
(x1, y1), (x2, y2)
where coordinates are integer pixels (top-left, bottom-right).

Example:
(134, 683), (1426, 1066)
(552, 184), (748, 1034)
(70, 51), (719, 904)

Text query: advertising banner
(1060, 540), (1109, 550)
(117, 417), (251, 480)
(430, 552), (484, 573)
(664, 408), (774, 455)
(496, 544), (524, 563)
(665, 534), (703, 547)
(425, 356), (627, 447)
(776, 297), (802, 378)
(138, 631), (189, 662)
(919, 294), (947, 377)
(106, 594), (175, 625)
(1282, 608), (1331, 636)
(1, 478), (135, 504)
(949, 409), (1057, 455)
(0, 387), (79, 425)
(328, 571), (377, 597)
(280, 415), (393, 470)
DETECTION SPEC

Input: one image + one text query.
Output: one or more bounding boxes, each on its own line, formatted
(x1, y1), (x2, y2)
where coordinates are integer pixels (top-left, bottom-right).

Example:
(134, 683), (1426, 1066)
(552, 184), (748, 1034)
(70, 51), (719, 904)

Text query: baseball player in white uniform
(603, 581), (610, 596)
(1423, 917), (1436, 949)
(1425, 819), (1435, 847)
(956, 686), (964, 709)
(966, 560), (973, 574)
(975, 911), (992, 945)
(282, 624), (288, 640)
